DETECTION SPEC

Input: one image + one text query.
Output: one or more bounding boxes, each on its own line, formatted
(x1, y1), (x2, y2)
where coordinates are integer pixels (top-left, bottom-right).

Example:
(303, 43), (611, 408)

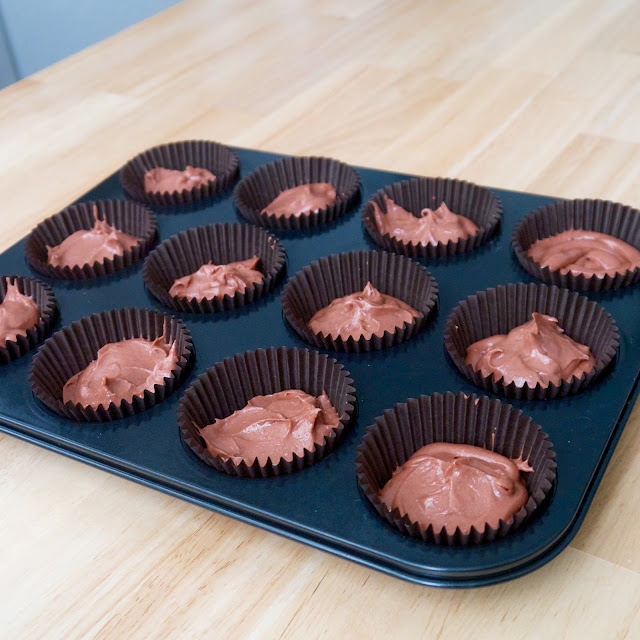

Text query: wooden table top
(1, 0), (639, 637)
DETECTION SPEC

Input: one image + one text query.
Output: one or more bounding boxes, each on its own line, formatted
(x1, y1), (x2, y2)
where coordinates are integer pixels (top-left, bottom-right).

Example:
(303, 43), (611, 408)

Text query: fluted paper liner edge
(119, 140), (239, 206)
(0, 275), (57, 365)
(512, 198), (640, 291)
(233, 156), (361, 231)
(142, 222), (286, 313)
(25, 200), (158, 281)
(177, 346), (356, 477)
(443, 282), (619, 400)
(29, 307), (194, 421)
(355, 391), (557, 545)
(362, 176), (502, 258)
(281, 250), (438, 352)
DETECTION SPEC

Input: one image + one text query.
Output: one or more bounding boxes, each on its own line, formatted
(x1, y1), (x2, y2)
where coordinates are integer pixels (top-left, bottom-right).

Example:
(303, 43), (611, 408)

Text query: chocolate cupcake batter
(46, 207), (141, 269)
(379, 442), (530, 535)
(201, 389), (340, 466)
(63, 336), (179, 409)
(465, 312), (596, 388)
(168, 257), (263, 301)
(527, 229), (640, 278)
(144, 166), (216, 194)
(0, 283), (40, 347)
(308, 282), (419, 341)
(262, 183), (337, 218)
(372, 195), (479, 246)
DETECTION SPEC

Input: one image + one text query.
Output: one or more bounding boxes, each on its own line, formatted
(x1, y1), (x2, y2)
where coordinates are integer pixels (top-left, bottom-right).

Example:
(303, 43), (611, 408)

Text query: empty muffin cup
(362, 177), (502, 258)
(119, 139), (239, 206)
(443, 282), (619, 400)
(233, 155), (361, 231)
(29, 307), (194, 421)
(281, 250), (438, 352)
(355, 391), (557, 545)
(0, 275), (57, 365)
(512, 198), (640, 291)
(25, 200), (158, 281)
(177, 346), (356, 477)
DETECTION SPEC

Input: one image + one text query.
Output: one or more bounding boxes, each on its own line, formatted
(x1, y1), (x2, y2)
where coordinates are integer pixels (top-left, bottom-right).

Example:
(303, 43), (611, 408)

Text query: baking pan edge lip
(3, 357), (638, 589)
(0, 414), (592, 588)
(0, 150), (638, 589)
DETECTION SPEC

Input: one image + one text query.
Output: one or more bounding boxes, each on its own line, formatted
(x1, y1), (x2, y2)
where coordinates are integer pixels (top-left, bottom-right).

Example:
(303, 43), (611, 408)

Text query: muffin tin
(0, 147), (639, 587)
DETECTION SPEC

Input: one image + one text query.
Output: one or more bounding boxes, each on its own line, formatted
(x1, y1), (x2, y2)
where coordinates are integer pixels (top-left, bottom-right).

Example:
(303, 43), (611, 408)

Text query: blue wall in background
(0, 0), (179, 88)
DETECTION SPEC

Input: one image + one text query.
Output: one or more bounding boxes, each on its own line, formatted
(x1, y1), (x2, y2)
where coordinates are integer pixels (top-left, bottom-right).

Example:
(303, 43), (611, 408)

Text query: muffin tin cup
(233, 156), (361, 231)
(355, 391), (557, 545)
(512, 198), (640, 291)
(362, 177), (502, 258)
(0, 276), (57, 365)
(29, 308), (194, 422)
(119, 140), (240, 206)
(281, 250), (438, 352)
(142, 223), (286, 313)
(25, 200), (158, 281)
(177, 346), (356, 478)
(443, 283), (619, 400)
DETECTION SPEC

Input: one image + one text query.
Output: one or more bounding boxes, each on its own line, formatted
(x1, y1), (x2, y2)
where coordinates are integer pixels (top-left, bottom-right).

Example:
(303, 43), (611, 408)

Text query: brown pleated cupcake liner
(355, 391), (557, 545)
(119, 140), (239, 206)
(25, 200), (158, 281)
(29, 308), (194, 422)
(512, 198), (640, 291)
(0, 276), (57, 365)
(443, 283), (619, 400)
(233, 156), (361, 231)
(281, 250), (438, 352)
(142, 222), (286, 313)
(362, 177), (502, 258)
(177, 346), (356, 477)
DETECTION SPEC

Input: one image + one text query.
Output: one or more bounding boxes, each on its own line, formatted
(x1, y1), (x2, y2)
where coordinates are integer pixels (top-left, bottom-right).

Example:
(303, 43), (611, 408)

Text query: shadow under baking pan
(0, 147), (638, 587)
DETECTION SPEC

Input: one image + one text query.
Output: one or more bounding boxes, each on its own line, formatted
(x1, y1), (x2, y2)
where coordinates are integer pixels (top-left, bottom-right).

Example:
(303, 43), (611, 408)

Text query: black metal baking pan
(1, 147), (639, 588)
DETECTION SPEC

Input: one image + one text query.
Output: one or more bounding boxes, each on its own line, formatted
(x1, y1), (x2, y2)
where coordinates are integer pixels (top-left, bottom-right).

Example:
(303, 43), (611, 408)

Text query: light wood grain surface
(1, 0), (640, 637)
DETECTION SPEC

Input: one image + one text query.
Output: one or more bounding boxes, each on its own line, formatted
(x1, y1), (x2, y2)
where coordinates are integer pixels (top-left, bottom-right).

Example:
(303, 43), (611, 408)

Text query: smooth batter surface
(527, 228), (640, 278)
(308, 282), (419, 341)
(201, 389), (340, 466)
(372, 195), (479, 246)
(262, 183), (337, 218)
(379, 442), (530, 535)
(0, 282), (40, 348)
(465, 312), (596, 388)
(144, 166), (216, 194)
(63, 337), (179, 409)
(47, 208), (140, 269)
(168, 257), (263, 301)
